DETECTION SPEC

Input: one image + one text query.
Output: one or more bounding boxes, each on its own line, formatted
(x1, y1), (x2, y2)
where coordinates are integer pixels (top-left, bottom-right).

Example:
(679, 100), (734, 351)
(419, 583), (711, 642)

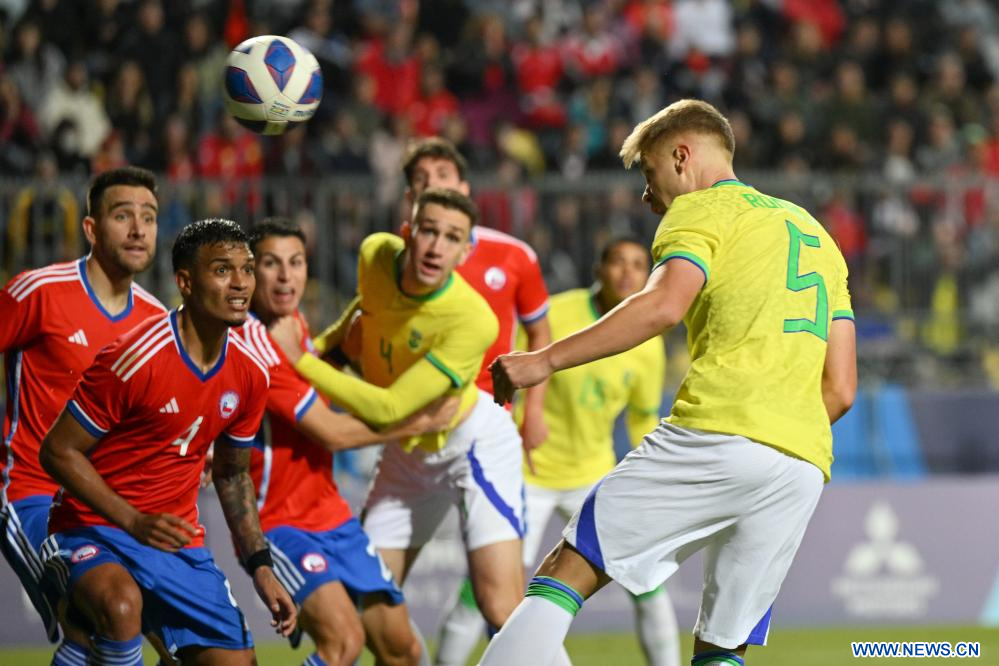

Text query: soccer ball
(223, 35), (323, 136)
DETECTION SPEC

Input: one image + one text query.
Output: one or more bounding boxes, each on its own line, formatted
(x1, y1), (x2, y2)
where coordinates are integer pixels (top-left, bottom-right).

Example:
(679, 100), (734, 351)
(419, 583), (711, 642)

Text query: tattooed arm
(213, 440), (297, 636)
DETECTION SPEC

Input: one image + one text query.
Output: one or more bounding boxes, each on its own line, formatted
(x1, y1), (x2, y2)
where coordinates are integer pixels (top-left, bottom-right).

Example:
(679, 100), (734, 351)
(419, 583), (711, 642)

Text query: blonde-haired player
(481, 99), (857, 666)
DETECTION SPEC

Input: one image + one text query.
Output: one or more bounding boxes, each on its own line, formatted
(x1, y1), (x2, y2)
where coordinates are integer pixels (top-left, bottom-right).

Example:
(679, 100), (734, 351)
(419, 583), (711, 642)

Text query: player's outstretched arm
(39, 411), (198, 551)
(520, 316), (552, 453)
(491, 259), (703, 405)
(212, 440), (297, 636)
(823, 318), (857, 424)
(296, 394), (461, 453)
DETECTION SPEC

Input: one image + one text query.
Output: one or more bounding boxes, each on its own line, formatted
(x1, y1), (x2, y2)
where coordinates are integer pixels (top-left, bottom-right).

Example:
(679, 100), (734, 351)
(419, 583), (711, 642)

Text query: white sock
(633, 587), (681, 666)
(478, 596), (574, 666)
(435, 586), (486, 666)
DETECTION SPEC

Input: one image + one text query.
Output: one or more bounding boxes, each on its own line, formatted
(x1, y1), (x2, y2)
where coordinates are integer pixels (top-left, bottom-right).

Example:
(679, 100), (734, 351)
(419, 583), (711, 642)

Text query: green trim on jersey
(426, 352), (463, 388)
(832, 309), (855, 321)
(654, 251), (710, 282)
(710, 179), (748, 188)
(394, 250), (456, 302)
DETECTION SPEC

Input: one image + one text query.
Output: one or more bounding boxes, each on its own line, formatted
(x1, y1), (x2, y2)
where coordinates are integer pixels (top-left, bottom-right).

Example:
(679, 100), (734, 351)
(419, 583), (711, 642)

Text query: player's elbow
(38, 436), (63, 482)
(823, 377), (856, 423)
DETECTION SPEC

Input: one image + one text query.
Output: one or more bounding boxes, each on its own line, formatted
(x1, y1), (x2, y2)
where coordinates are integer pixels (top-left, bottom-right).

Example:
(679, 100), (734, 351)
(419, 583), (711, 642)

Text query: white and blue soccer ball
(223, 35), (323, 135)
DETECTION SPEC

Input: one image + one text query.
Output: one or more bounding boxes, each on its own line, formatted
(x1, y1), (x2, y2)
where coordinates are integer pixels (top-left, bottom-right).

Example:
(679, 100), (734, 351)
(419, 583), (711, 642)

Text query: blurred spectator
(568, 77), (613, 157)
(511, 14), (565, 130)
(117, 0), (178, 118)
(882, 118), (919, 186)
(820, 60), (879, 145)
(106, 60), (156, 166)
(616, 66), (664, 130)
(81, 0), (128, 85)
(916, 108), (964, 173)
(870, 17), (920, 92)
(38, 61), (111, 164)
(289, 2), (353, 98)
(0, 73), (42, 175)
(90, 130), (128, 174)
(669, 0), (735, 61)
(169, 63), (203, 138)
(197, 112), (263, 214)
(6, 18), (65, 111)
(368, 114), (412, 219)
(160, 114), (196, 183)
(6, 152), (79, 275)
(337, 73), (384, 142)
(22, 0), (78, 58)
(561, 3), (623, 81)
(725, 22), (769, 112)
(770, 109), (814, 175)
(922, 52), (983, 128)
(782, 0), (845, 48)
(448, 13), (517, 158)
(408, 64), (460, 136)
(317, 112), (367, 174)
(265, 123), (324, 176)
(181, 12), (226, 131)
(356, 22), (420, 116)
(885, 72), (926, 142)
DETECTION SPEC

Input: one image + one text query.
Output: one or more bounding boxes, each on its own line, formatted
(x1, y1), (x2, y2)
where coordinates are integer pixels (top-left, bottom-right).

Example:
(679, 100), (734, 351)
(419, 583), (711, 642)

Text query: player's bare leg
(479, 539), (610, 665)
(467, 538), (524, 628)
(299, 581), (365, 665)
(360, 593), (422, 665)
(70, 562), (146, 664)
(379, 546), (423, 586)
(71, 563), (143, 640)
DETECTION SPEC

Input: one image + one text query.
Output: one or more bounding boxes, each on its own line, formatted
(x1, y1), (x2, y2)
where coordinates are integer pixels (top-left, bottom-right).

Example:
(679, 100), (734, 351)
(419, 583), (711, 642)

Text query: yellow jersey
(296, 232), (498, 452)
(652, 180), (852, 480)
(526, 289), (665, 490)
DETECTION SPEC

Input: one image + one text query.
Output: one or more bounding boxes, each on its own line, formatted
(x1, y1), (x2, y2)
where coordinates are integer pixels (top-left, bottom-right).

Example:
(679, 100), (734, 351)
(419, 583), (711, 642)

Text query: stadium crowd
(5, 0), (999, 376)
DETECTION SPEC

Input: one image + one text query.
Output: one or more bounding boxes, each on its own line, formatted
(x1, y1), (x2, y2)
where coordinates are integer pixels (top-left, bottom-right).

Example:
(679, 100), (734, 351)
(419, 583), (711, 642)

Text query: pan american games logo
(831, 501), (939, 618)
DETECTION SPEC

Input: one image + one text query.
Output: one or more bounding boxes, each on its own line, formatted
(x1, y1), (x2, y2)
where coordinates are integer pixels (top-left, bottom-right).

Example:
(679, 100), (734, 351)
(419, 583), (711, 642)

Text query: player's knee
(89, 584), (142, 638)
(310, 612), (364, 664)
(379, 629), (421, 666)
(476, 594), (517, 628)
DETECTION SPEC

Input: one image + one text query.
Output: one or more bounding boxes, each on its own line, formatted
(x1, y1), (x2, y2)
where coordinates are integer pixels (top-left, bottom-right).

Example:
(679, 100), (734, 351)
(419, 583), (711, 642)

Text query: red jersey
(234, 314), (352, 533)
(1, 259), (165, 504)
(456, 227), (549, 394)
(48, 310), (269, 547)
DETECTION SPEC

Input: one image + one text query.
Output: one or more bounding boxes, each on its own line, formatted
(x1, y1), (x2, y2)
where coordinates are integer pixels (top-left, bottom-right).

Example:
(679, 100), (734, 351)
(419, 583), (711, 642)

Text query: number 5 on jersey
(783, 220), (829, 341)
(172, 416), (204, 456)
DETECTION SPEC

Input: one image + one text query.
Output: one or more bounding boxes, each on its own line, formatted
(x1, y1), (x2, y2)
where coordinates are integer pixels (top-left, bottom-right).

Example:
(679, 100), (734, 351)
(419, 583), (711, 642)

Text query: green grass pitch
(2, 625), (998, 664)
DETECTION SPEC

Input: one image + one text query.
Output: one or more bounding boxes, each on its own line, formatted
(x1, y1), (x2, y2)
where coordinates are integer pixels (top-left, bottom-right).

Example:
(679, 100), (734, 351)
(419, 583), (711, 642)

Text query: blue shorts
(0, 495), (60, 642)
(43, 525), (252, 653)
(267, 518), (404, 607)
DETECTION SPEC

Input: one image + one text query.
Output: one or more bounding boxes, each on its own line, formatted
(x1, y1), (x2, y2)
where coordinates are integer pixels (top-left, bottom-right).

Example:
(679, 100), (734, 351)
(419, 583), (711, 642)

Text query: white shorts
(363, 391), (525, 552)
(564, 421), (824, 650)
(523, 483), (592, 567)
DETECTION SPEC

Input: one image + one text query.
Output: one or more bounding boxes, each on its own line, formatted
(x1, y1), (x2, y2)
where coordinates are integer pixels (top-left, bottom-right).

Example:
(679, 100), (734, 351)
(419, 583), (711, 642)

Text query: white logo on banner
(831, 501), (939, 618)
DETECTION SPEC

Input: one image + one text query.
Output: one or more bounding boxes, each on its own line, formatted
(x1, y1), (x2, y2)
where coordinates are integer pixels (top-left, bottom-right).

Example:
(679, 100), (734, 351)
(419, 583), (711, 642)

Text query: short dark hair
(87, 166), (158, 217)
(248, 218), (306, 255)
(599, 235), (650, 265)
(172, 218), (249, 272)
(413, 188), (478, 228)
(402, 137), (469, 187)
